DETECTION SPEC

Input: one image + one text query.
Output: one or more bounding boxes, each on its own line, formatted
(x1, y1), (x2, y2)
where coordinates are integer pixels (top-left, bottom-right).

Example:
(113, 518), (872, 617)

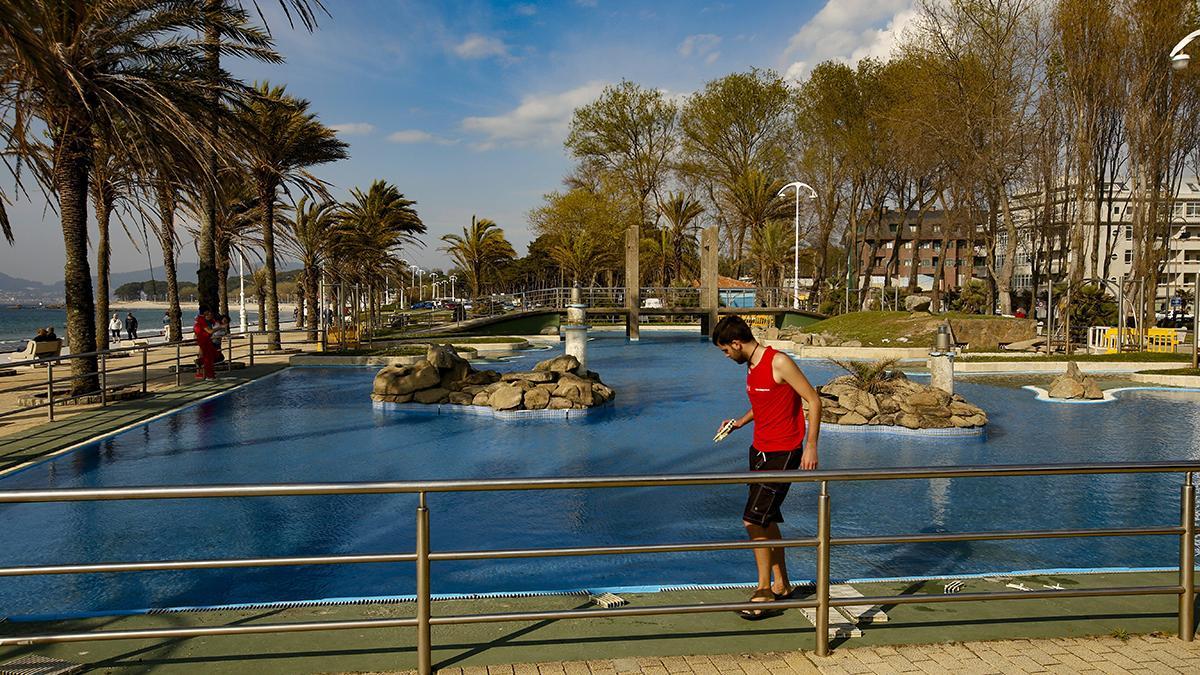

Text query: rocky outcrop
(1046, 361), (1104, 400)
(947, 318), (1037, 351)
(372, 348), (614, 411)
(818, 372), (987, 429)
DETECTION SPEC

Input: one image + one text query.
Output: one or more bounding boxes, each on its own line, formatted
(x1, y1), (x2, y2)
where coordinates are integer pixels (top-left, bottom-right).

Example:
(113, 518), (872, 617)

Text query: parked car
(642, 297), (664, 309)
(410, 300), (435, 310)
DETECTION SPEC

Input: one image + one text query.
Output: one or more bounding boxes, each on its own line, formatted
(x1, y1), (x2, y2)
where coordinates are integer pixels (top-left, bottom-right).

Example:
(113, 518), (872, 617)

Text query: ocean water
(1, 332), (1198, 619)
(0, 307), (260, 353)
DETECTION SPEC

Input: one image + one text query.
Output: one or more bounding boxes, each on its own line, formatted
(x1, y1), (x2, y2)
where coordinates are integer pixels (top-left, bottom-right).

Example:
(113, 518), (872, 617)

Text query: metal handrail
(0, 461), (1195, 672)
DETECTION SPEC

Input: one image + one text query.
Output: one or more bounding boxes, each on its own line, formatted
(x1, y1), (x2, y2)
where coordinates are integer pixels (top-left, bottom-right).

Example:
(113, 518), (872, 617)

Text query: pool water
(2, 332), (1199, 619)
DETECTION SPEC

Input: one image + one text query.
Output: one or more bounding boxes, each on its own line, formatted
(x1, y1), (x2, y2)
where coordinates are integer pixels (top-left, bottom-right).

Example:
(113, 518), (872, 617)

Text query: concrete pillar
(564, 286), (589, 372)
(928, 324), (955, 394)
(625, 226), (640, 341)
(700, 226), (719, 337)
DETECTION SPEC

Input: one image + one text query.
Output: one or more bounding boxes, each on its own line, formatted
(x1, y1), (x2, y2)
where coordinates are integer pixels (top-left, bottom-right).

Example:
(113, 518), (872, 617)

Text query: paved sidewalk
(459, 635), (1200, 675)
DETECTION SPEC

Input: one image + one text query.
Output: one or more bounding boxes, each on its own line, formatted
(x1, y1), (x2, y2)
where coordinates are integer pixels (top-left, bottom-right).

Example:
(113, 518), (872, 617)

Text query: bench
(20, 339), (63, 363)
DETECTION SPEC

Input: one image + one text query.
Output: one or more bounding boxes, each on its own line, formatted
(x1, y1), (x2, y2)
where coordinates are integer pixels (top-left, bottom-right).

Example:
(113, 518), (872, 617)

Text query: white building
(1005, 181), (1200, 308)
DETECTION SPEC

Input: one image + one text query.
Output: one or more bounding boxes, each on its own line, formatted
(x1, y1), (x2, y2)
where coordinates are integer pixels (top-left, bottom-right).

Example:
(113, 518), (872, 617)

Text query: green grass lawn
(958, 352), (1192, 363)
(1136, 366), (1200, 375)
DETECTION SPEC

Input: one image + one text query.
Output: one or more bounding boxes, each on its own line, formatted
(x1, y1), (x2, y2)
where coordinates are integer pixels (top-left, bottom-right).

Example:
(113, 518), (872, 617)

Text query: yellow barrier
(1093, 327), (1179, 354)
(325, 325), (360, 350)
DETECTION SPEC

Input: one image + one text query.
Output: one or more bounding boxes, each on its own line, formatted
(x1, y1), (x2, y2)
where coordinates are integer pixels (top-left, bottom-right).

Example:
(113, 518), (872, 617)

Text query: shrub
(828, 358), (903, 394)
(953, 279), (990, 315)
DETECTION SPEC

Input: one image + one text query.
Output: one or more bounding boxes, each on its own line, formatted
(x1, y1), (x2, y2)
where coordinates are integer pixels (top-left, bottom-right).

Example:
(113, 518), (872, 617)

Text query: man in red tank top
(712, 315), (822, 619)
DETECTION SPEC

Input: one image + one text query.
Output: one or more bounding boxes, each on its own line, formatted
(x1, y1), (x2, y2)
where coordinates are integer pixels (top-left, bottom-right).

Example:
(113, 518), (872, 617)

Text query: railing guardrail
(0, 461), (1195, 674)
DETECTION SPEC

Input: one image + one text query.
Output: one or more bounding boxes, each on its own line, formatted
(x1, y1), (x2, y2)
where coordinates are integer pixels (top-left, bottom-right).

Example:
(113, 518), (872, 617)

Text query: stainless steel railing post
(815, 480), (830, 656)
(249, 333), (255, 367)
(416, 491), (432, 675)
(99, 354), (107, 407)
(175, 343), (181, 386)
(1181, 472), (1195, 642)
(46, 361), (54, 421)
(141, 349), (148, 394)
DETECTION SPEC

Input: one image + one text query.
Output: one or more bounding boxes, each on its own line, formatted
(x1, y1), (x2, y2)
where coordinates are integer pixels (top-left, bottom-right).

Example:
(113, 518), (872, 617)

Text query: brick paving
(435, 635), (1200, 675)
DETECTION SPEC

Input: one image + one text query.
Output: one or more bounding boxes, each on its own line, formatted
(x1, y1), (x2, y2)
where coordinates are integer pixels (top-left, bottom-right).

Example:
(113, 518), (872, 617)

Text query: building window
(1125, 226), (1132, 241)
(874, 257), (884, 267)
(1113, 206), (1122, 215)
(908, 225), (917, 234)
(931, 224), (942, 234)
(889, 224), (898, 234)
(931, 256), (939, 268)
(1124, 250), (1133, 264)
(885, 241), (893, 249)
(904, 241), (913, 249)
(1187, 202), (1200, 217)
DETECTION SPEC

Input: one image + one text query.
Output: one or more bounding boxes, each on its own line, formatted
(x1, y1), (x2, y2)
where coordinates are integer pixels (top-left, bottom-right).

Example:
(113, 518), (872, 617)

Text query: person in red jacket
(193, 307), (218, 380)
(713, 315), (822, 620)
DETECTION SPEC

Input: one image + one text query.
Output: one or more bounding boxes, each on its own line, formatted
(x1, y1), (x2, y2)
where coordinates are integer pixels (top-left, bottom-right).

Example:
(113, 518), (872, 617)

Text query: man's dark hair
(712, 315), (754, 346)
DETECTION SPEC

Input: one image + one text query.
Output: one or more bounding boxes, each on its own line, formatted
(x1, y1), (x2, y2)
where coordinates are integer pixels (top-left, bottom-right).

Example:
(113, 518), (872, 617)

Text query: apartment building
(1007, 181), (1200, 306)
(855, 208), (987, 291)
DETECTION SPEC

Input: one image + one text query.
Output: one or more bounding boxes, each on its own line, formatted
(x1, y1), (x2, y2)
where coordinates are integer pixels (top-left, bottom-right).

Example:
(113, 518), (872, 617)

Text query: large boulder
(553, 373), (595, 406)
(379, 361), (439, 396)
(471, 391), (491, 406)
(839, 411), (870, 425)
(372, 365), (412, 396)
(502, 370), (557, 383)
(547, 396), (574, 410)
(591, 382), (615, 404)
(534, 354), (581, 374)
(523, 387), (551, 410)
(1047, 361), (1104, 400)
(947, 317), (1037, 351)
(447, 392), (475, 405)
(463, 370), (501, 386)
(413, 387), (450, 404)
(904, 295), (932, 312)
(489, 383), (524, 411)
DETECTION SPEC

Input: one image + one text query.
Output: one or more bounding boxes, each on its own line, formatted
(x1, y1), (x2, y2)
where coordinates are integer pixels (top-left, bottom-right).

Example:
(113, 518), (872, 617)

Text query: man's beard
(731, 352), (749, 364)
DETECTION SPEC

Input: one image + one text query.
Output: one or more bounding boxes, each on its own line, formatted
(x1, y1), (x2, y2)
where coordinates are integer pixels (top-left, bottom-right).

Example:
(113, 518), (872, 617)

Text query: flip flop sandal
(737, 588), (783, 621)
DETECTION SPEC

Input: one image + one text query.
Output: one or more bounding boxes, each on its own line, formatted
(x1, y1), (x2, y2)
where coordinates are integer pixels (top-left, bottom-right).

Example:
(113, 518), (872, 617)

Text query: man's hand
(800, 445), (818, 470)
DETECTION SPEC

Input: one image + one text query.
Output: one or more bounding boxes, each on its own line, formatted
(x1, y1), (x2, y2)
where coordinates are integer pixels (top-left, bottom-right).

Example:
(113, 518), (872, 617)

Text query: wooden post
(625, 226), (640, 341)
(700, 226), (719, 336)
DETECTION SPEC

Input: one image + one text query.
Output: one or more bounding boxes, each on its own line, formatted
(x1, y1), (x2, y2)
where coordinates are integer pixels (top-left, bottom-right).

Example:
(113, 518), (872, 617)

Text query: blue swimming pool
(2, 332), (1199, 620)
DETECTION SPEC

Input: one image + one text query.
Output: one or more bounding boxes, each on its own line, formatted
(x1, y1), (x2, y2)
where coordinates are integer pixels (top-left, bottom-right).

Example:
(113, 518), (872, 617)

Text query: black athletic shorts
(743, 445), (803, 526)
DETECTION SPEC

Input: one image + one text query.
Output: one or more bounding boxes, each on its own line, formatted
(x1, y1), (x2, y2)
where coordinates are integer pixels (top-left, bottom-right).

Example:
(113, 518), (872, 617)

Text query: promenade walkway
(1, 571), (1195, 673)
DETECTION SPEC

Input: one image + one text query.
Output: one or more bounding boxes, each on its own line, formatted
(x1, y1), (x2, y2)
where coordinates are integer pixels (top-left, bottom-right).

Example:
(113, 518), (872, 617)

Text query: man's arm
(773, 353), (821, 470)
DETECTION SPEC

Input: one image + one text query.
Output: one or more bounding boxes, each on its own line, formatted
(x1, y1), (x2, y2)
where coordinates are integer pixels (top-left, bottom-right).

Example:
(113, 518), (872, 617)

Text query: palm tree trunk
(197, 4), (221, 310)
(54, 126), (99, 395)
(217, 245), (230, 317)
(155, 184), (183, 342)
(260, 187), (282, 349)
(94, 191), (114, 352)
(305, 265), (319, 340)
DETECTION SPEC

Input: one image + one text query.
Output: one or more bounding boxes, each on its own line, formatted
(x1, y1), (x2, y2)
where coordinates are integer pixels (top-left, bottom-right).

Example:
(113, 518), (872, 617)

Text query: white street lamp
(449, 275), (458, 301)
(430, 272), (440, 301)
(416, 268), (424, 301)
(1170, 29), (1200, 70)
(238, 251), (246, 334)
(778, 181), (818, 309)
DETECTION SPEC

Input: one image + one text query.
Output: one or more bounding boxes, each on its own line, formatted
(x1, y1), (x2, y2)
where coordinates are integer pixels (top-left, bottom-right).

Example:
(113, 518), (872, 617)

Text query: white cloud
(387, 129), (457, 145)
(514, 3), (537, 15)
(461, 81), (608, 150)
(453, 33), (511, 60)
(331, 122), (375, 136)
(782, 0), (919, 82)
(678, 34), (721, 64)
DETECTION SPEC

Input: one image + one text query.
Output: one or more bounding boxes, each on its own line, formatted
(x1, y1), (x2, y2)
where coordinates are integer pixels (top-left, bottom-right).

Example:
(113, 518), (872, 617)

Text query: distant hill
(0, 261), (301, 302)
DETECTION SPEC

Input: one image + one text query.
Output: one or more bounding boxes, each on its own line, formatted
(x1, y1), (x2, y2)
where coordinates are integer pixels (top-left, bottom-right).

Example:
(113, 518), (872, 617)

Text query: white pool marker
(831, 584), (889, 623)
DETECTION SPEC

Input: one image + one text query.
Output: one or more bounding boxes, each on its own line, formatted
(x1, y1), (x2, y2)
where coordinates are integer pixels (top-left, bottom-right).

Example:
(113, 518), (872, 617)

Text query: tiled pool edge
(5, 564), (1191, 623)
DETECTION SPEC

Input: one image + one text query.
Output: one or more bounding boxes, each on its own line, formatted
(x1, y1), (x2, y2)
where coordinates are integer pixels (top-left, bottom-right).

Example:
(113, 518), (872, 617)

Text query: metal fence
(0, 461), (1195, 674)
(0, 328), (320, 422)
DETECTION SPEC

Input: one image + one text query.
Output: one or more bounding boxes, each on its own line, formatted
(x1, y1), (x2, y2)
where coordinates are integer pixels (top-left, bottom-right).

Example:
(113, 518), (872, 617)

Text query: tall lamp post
(449, 275), (458, 301)
(778, 181), (818, 309)
(1170, 31), (1200, 369)
(430, 273), (439, 301)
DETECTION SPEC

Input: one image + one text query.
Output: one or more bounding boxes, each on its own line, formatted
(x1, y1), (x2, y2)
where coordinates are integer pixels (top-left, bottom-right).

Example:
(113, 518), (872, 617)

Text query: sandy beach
(111, 300), (299, 313)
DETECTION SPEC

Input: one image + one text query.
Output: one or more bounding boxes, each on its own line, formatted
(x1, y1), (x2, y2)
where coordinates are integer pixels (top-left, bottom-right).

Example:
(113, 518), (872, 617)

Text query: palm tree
(336, 180), (425, 327)
(658, 193), (704, 285)
(280, 197), (339, 339)
(749, 219), (794, 289)
(197, 0), (329, 311)
(91, 141), (135, 351)
(440, 216), (517, 298)
(548, 228), (618, 286)
(237, 82), (348, 348)
(726, 170), (790, 277)
(0, 1), (275, 393)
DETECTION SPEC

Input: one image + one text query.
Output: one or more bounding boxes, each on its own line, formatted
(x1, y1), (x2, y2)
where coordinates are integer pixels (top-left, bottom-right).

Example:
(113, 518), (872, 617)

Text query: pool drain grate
(0, 655), (84, 675)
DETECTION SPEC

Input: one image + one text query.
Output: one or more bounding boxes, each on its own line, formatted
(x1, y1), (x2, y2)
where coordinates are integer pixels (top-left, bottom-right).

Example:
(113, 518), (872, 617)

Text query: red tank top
(746, 346), (805, 452)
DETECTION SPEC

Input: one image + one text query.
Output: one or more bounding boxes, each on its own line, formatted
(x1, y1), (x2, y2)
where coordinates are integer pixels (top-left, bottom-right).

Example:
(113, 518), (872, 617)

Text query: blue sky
(1, 0), (917, 283)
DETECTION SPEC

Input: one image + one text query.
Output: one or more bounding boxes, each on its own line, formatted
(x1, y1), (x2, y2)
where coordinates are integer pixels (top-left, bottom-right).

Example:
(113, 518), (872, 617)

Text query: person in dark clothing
(31, 328), (51, 342)
(45, 326), (57, 341)
(125, 312), (139, 340)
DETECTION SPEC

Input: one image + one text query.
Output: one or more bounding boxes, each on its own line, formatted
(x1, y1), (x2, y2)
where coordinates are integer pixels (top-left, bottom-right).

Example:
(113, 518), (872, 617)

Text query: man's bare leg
(744, 521), (774, 591)
(765, 522), (791, 595)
